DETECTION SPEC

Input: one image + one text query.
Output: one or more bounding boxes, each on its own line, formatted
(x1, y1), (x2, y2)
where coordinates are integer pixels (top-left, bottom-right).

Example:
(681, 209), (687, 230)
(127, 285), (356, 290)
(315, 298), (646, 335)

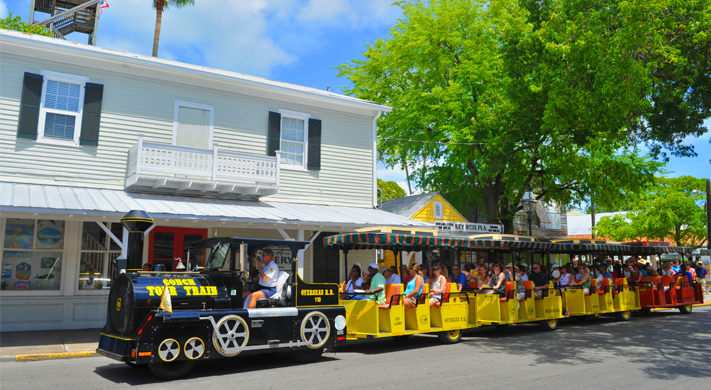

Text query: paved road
(1, 307), (709, 390)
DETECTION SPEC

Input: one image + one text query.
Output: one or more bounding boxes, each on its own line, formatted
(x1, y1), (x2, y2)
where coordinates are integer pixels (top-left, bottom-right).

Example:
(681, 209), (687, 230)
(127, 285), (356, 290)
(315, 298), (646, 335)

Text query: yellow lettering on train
(182, 285), (218, 296)
(146, 285), (178, 296)
(162, 278), (198, 286)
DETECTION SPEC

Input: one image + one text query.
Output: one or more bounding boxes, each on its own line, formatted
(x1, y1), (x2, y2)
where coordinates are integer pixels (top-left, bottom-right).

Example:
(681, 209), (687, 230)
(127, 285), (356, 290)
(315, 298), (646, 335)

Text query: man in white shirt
(382, 266), (401, 284)
(244, 248), (279, 308)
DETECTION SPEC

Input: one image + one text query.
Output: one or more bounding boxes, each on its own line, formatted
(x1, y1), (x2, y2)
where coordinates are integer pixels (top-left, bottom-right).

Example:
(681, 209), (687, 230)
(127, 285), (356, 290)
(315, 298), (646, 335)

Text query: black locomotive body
(97, 237), (346, 379)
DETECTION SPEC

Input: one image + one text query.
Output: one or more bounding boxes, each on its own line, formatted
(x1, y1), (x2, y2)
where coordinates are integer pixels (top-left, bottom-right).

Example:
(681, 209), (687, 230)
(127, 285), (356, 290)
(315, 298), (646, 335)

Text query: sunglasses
(453, 268), (459, 271)
(433, 267), (440, 271)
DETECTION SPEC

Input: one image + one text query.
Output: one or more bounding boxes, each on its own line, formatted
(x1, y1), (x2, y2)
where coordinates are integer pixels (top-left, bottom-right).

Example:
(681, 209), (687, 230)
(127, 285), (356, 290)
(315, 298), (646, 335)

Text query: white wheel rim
(213, 315), (249, 356)
(158, 339), (180, 362)
(184, 337), (205, 360)
(301, 312), (330, 349)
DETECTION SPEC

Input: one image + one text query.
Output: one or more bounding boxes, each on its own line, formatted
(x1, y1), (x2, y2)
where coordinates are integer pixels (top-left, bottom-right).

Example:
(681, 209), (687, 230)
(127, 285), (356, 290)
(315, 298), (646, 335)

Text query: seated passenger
(428, 265), (447, 306)
(342, 264), (364, 300)
(481, 263), (506, 297)
(384, 266), (401, 284)
(629, 264), (643, 283)
(505, 263), (525, 301)
(363, 263), (386, 304)
(472, 265), (490, 287)
(450, 264), (467, 292)
(571, 265), (592, 294)
(421, 263), (431, 284)
(529, 263), (550, 298)
(646, 265), (659, 277)
(244, 248), (279, 309)
(559, 264), (574, 287)
(662, 263), (676, 276)
(403, 264), (424, 308)
(401, 264), (412, 285)
(518, 265), (529, 281)
(622, 264), (632, 279)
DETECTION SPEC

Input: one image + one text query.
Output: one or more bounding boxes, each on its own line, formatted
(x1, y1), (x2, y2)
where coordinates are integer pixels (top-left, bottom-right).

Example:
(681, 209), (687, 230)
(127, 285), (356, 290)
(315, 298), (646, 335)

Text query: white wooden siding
(0, 52), (375, 207)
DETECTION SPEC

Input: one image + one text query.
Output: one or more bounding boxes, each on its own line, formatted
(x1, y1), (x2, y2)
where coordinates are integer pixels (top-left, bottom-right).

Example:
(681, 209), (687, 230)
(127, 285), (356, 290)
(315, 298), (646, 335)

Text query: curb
(14, 351), (97, 361)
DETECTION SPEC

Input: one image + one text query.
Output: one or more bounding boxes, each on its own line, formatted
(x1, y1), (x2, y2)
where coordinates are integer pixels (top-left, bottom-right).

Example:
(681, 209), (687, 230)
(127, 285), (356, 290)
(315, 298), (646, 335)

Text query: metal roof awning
(0, 182), (431, 230)
(324, 232), (693, 254)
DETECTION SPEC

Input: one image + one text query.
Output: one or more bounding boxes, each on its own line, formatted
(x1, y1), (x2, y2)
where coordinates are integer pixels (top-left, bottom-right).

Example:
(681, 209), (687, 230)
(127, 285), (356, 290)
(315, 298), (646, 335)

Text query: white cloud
(0, 1), (8, 18)
(298, 0), (351, 22)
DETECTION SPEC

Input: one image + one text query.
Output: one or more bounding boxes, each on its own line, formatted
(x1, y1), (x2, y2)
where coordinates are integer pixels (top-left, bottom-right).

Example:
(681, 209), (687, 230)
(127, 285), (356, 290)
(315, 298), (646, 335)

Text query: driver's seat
(255, 271), (290, 308)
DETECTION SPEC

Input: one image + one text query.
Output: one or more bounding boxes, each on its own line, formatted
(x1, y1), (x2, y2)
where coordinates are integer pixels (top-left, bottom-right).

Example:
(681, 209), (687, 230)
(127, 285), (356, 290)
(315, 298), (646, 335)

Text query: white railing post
(212, 143), (219, 180)
(275, 150), (281, 187)
(136, 134), (143, 174)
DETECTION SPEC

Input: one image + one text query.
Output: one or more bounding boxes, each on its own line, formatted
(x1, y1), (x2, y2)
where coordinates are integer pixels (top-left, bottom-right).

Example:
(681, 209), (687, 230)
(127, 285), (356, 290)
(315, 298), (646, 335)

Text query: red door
(148, 227), (207, 271)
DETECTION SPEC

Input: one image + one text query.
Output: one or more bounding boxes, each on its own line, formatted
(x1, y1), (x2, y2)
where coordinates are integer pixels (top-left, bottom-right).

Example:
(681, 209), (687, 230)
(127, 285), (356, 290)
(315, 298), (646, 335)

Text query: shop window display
(2, 219), (64, 291)
(78, 222), (122, 290)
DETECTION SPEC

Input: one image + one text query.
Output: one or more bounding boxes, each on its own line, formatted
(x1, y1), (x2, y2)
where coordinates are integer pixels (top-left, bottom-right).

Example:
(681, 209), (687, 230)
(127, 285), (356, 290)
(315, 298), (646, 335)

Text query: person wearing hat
(383, 265), (401, 284)
(695, 261), (708, 294)
(364, 263), (386, 304)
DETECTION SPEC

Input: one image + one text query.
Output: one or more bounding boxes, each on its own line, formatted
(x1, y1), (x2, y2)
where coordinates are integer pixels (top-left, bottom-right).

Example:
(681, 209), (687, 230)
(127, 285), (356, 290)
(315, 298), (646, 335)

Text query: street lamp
(691, 178), (711, 252)
(522, 184), (537, 237)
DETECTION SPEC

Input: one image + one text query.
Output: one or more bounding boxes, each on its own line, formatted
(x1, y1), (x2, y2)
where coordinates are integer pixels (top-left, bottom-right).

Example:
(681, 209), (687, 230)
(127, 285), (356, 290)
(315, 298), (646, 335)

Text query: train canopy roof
(324, 232), (693, 255)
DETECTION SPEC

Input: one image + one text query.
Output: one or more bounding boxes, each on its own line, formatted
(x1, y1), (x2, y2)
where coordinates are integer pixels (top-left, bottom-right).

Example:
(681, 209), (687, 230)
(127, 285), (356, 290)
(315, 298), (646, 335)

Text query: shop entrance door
(148, 227), (207, 271)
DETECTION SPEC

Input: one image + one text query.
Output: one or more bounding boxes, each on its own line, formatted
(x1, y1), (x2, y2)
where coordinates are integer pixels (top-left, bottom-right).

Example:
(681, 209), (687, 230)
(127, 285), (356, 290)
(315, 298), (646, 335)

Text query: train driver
(243, 248), (279, 309)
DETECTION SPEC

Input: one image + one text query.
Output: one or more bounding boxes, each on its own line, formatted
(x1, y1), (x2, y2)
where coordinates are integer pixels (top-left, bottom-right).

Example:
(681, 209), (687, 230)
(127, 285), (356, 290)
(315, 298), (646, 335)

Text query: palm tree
(152, 0), (195, 57)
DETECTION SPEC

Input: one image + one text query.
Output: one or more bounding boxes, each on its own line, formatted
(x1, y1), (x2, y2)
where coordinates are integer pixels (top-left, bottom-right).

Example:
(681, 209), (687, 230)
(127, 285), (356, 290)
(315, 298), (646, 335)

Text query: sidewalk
(2, 292), (710, 362)
(0, 328), (102, 362)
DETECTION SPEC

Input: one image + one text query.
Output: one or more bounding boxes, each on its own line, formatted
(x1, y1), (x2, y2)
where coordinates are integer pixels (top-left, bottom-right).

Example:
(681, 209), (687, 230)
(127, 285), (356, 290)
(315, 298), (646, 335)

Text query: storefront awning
(0, 182), (431, 230)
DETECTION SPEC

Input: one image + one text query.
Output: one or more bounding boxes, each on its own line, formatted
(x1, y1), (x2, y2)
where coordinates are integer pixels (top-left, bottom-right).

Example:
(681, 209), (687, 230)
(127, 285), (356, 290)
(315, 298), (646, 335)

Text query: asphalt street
(1, 306), (709, 390)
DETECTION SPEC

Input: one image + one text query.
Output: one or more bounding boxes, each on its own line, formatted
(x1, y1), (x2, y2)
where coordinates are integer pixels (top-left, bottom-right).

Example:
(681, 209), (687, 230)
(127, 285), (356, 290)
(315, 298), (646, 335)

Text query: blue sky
(3, 0), (708, 193)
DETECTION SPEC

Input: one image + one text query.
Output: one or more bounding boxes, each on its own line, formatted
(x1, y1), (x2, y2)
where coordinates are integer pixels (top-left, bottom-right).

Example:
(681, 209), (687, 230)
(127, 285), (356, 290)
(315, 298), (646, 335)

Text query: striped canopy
(324, 232), (693, 255)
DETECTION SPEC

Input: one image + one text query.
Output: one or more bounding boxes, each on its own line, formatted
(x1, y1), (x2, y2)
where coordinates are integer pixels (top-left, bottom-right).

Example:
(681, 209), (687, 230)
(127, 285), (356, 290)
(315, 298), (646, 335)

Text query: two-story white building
(0, 30), (427, 331)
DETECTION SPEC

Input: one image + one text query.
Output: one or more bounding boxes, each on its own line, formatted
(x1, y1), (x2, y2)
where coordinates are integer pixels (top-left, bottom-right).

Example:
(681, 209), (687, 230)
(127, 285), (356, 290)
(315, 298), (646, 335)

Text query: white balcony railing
(125, 135), (280, 199)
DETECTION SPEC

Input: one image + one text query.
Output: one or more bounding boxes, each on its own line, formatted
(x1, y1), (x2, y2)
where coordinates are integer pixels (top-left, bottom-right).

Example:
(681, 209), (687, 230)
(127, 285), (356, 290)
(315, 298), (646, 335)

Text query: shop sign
(434, 221), (504, 233)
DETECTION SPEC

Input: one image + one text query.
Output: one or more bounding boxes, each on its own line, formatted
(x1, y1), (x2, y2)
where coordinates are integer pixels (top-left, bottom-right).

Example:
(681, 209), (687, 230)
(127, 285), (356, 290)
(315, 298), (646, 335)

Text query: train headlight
(335, 315), (346, 331)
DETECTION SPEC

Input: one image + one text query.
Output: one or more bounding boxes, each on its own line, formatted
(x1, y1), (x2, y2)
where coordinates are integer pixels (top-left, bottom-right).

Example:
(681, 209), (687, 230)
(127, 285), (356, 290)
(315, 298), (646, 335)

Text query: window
(78, 222), (123, 292)
(267, 110), (322, 171)
(37, 71), (88, 145)
(2, 219), (65, 292)
(173, 101), (213, 149)
(279, 111), (309, 168)
(17, 71), (103, 146)
(433, 201), (444, 219)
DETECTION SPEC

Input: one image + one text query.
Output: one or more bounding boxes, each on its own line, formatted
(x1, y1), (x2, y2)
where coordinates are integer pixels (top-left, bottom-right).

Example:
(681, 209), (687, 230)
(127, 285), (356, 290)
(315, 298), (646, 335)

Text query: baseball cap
(380, 266), (390, 273)
(505, 263), (513, 268)
(368, 263), (378, 270)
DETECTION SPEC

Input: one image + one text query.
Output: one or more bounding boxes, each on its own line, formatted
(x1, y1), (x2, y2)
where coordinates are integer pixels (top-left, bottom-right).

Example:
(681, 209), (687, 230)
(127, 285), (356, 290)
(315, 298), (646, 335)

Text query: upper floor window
(267, 110), (322, 171)
(17, 71), (104, 147)
(433, 201), (444, 219)
(280, 111), (309, 167)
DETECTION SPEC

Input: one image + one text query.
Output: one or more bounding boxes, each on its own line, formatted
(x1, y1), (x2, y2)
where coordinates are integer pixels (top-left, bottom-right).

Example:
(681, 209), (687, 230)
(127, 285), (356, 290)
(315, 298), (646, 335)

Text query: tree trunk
(590, 196), (596, 239)
(152, 5), (164, 57)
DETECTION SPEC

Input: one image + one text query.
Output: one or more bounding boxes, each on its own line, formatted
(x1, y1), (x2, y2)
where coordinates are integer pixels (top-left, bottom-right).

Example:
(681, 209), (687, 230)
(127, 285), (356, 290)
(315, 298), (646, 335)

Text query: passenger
(142, 263), (152, 271)
(559, 264), (574, 287)
(529, 263), (550, 298)
(622, 264), (632, 279)
(646, 265), (659, 277)
(428, 264), (447, 306)
(596, 264), (613, 285)
(403, 264), (424, 308)
(475, 265), (491, 287)
(242, 269), (261, 299)
(575, 264), (584, 281)
(342, 264), (364, 300)
(518, 265), (529, 281)
(484, 263), (507, 297)
(244, 248), (279, 309)
(572, 265), (592, 294)
(462, 263), (474, 279)
(401, 264), (412, 285)
(363, 263), (386, 304)
(421, 263), (431, 284)
(672, 260), (681, 274)
(505, 263), (525, 301)
(687, 262), (697, 280)
(450, 264), (467, 290)
(662, 263), (676, 276)
(384, 266), (401, 284)
(629, 264), (644, 283)
(681, 264), (694, 284)
(640, 263), (649, 277)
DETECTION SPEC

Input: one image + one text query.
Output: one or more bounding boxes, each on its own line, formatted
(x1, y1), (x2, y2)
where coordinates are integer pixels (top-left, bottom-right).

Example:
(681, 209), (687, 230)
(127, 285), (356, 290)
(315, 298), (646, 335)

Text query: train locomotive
(97, 235), (346, 379)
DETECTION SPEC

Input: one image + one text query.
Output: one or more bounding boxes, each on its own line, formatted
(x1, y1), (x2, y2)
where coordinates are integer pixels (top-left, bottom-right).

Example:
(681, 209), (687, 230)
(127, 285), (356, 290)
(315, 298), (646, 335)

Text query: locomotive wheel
(148, 359), (195, 380)
(438, 329), (462, 344)
(678, 304), (693, 314)
(184, 337), (205, 360)
(157, 339), (180, 362)
(290, 347), (325, 363)
(540, 319), (558, 331)
(301, 312), (330, 349)
(212, 315), (249, 357)
(615, 310), (632, 321)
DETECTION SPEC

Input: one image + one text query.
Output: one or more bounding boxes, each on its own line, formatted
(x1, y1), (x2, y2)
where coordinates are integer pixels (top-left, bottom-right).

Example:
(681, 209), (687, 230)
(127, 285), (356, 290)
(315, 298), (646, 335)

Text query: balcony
(125, 136), (280, 200)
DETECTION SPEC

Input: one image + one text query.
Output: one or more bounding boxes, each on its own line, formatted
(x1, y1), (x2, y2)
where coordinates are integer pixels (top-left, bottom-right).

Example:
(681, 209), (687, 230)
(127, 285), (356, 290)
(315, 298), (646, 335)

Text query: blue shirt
(672, 265), (681, 273)
(698, 267), (708, 279)
(451, 272), (467, 286)
(641, 269), (648, 277)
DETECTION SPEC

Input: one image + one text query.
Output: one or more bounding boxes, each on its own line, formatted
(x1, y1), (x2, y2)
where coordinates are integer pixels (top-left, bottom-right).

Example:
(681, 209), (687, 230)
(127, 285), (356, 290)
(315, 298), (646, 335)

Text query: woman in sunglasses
(428, 265), (447, 306)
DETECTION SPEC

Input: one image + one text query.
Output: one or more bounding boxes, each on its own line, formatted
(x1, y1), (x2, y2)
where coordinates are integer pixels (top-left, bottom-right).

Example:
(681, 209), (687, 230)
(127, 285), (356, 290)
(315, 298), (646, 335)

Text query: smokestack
(121, 210), (154, 270)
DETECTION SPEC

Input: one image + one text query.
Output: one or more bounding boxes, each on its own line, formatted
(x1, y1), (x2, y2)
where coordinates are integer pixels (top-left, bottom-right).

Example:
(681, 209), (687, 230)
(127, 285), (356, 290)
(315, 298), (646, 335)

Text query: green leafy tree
(338, 0), (679, 232)
(378, 179), (406, 201)
(0, 13), (53, 37)
(152, 0), (195, 57)
(595, 176), (708, 246)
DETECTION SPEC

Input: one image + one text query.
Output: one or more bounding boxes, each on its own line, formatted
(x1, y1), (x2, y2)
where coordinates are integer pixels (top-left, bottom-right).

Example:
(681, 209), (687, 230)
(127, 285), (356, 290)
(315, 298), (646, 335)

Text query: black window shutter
(17, 72), (44, 140)
(267, 111), (281, 156)
(307, 118), (321, 171)
(80, 82), (104, 146)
